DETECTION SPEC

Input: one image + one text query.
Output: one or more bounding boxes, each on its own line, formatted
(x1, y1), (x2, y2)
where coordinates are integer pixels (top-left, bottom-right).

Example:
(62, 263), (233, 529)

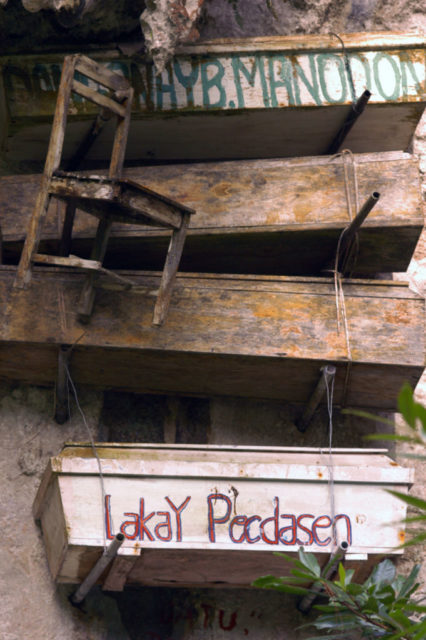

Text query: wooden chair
(14, 54), (194, 326)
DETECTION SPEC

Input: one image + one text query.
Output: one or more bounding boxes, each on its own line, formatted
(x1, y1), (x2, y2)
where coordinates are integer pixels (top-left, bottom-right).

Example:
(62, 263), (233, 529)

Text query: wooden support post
(326, 90), (371, 155)
(153, 212), (191, 326)
(164, 397), (179, 443)
(54, 345), (71, 424)
(70, 533), (124, 605)
(298, 541), (349, 613)
(296, 365), (336, 432)
(77, 217), (113, 323)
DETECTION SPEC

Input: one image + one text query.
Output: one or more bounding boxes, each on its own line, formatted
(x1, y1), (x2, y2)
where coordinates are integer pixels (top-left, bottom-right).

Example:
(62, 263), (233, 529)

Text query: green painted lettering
(268, 55), (295, 107)
(292, 54), (321, 106)
(156, 64), (177, 110)
(373, 53), (400, 101)
(400, 56), (423, 97)
(348, 53), (372, 92)
(231, 54), (269, 108)
(33, 63), (54, 93)
(201, 59), (226, 108)
(173, 60), (199, 107)
(317, 53), (347, 104)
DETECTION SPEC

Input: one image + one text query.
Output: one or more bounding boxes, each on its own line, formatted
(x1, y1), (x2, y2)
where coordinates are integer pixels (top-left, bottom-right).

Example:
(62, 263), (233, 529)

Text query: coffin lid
(33, 443), (413, 520)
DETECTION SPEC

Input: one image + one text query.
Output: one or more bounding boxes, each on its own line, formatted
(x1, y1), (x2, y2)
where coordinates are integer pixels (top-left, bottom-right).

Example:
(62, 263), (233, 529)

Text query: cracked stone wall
(0, 2), (425, 639)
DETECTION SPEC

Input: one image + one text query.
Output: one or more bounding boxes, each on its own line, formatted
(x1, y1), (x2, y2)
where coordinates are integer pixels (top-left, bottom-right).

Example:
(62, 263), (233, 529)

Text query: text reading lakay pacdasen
(105, 493), (352, 547)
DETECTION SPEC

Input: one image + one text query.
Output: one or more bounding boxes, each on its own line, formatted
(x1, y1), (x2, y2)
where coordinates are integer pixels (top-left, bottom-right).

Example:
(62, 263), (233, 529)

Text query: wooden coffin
(0, 151), (423, 276)
(1, 32), (425, 169)
(33, 444), (413, 589)
(0, 266), (423, 410)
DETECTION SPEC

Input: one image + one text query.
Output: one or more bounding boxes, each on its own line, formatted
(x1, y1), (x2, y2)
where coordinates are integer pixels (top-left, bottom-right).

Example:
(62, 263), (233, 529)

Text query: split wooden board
(0, 152), (422, 276)
(1, 32), (424, 169)
(0, 266), (423, 410)
(33, 444), (413, 588)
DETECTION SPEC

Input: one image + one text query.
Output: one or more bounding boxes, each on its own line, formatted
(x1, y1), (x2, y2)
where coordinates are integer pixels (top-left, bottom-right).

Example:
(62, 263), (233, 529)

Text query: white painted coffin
(1, 32), (425, 168)
(33, 444), (413, 589)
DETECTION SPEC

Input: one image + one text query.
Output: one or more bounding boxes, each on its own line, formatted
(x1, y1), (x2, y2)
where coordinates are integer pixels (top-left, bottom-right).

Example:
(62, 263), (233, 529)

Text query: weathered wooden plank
(49, 174), (192, 228)
(34, 444), (413, 588)
(0, 266), (423, 409)
(1, 32), (424, 167)
(71, 79), (127, 118)
(0, 152), (422, 276)
(74, 54), (129, 93)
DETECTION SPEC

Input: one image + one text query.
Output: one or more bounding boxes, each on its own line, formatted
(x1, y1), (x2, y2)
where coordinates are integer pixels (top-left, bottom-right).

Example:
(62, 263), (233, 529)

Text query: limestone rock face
(141, 0), (204, 73)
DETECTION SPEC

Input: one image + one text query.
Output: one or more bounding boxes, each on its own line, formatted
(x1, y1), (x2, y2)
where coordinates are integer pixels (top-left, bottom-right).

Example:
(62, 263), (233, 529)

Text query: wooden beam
(0, 266), (423, 410)
(0, 152), (422, 276)
(1, 33), (424, 167)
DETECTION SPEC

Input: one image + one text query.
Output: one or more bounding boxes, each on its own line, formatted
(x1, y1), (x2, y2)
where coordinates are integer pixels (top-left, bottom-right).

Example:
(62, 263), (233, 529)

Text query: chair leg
(15, 183), (52, 288)
(59, 201), (77, 257)
(153, 212), (190, 326)
(15, 56), (77, 289)
(77, 217), (112, 323)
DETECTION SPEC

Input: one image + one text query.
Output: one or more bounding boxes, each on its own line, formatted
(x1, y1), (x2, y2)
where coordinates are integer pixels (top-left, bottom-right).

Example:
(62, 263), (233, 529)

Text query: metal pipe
(298, 540), (349, 613)
(296, 365), (336, 432)
(326, 89), (371, 155)
(70, 533), (124, 605)
(338, 191), (380, 275)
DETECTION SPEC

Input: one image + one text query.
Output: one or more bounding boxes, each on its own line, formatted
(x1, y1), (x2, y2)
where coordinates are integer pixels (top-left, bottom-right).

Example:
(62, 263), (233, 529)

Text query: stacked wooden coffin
(0, 32), (424, 586)
(33, 444), (413, 588)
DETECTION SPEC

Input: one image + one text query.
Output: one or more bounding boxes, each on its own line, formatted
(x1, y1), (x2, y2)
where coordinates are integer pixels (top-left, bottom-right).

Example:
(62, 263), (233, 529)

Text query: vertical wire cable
(65, 362), (109, 552)
(324, 368), (337, 548)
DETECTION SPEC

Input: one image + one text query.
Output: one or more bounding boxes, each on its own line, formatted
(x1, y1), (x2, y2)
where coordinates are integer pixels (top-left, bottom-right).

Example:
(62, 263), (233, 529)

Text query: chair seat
(51, 172), (195, 229)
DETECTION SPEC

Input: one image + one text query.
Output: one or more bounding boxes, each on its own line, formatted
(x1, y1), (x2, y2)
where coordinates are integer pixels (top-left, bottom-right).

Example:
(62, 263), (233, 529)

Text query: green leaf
(309, 613), (360, 630)
(387, 490), (426, 513)
(298, 547), (321, 578)
(397, 531), (426, 549)
(386, 618), (426, 640)
(313, 604), (345, 613)
(345, 583), (365, 597)
(290, 569), (320, 582)
(272, 551), (319, 574)
(365, 434), (419, 443)
(395, 564), (421, 599)
(342, 408), (394, 426)
(252, 575), (310, 595)
(398, 383), (417, 429)
(338, 562), (346, 587)
(398, 383), (426, 432)
(367, 559), (396, 587)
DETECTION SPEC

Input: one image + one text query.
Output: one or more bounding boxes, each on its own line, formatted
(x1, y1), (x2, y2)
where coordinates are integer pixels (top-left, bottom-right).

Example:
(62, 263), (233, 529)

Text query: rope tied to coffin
(327, 150), (360, 406)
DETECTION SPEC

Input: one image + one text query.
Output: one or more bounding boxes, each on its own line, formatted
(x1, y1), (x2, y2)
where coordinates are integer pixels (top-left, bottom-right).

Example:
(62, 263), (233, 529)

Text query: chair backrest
(44, 54), (134, 181)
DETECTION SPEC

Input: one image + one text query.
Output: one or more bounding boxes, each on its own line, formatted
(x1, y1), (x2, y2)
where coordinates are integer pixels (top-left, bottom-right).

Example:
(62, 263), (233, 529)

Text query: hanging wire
(329, 32), (357, 105)
(64, 361), (109, 552)
(324, 367), (338, 549)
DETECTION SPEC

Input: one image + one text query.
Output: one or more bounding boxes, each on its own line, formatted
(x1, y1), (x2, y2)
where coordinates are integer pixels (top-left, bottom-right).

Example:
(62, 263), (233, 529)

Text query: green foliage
(254, 385), (426, 639)
(349, 384), (426, 549)
(253, 550), (426, 639)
